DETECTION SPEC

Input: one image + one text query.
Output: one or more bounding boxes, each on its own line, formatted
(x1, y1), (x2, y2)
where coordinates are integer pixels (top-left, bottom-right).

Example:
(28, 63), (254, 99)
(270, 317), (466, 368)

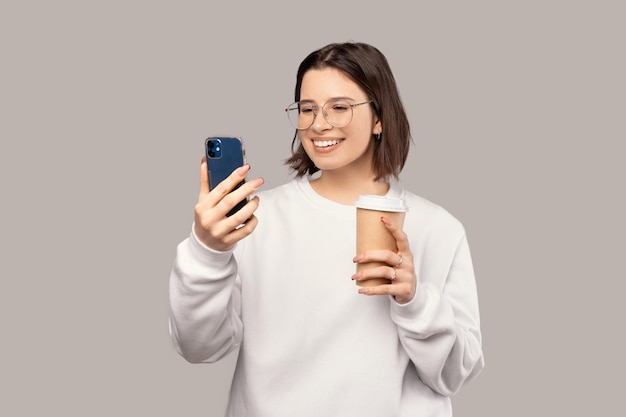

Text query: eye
(300, 105), (316, 114)
(330, 102), (350, 112)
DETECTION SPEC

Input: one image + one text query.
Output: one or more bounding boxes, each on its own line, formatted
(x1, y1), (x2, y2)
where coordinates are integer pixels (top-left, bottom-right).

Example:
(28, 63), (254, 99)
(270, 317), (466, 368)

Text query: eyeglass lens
(286, 99), (354, 130)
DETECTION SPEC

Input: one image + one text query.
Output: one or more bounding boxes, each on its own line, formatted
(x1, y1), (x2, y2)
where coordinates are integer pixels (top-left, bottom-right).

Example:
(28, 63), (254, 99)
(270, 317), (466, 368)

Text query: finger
(358, 283), (396, 296)
(394, 252), (403, 267)
(220, 195), (261, 234)
(353, 250), (398, 266)
(206, 164), (262, 212)
(195, 196), (261, 251)
(205, 164), (253, 207)
(351, 264), (394, 282)
(220, 214), (260, 248)
(199, 157), (209, 195)
(208, 191), (260, 233)
(381, 216), (411, 254)
(359, 280), (415, 304)
(224, 195), (261, 229)
(213, 177), (264, 217)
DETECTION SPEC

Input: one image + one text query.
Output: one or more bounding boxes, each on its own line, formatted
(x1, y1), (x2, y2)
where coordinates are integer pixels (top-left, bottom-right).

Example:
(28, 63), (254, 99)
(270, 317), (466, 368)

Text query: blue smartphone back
(205, 136), (247, 216)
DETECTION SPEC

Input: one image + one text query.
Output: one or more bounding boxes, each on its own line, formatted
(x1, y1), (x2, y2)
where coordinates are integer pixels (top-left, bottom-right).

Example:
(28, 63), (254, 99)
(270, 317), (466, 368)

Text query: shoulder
(252, 178), (312, 219)
(254, 178), (302, 205)
(399, 188), (466, 243)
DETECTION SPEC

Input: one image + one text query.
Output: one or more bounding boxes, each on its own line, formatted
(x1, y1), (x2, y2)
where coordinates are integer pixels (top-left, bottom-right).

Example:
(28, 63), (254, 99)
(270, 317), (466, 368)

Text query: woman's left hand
(352, 216), (417, 304)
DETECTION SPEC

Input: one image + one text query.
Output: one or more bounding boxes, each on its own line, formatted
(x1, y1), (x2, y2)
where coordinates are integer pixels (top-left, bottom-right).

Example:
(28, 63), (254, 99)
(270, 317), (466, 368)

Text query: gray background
(2, 1), (624, 416)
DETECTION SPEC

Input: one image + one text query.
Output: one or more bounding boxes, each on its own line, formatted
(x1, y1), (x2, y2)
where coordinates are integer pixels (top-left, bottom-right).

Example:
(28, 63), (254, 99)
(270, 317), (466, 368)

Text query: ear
(373, 119), (382, 135)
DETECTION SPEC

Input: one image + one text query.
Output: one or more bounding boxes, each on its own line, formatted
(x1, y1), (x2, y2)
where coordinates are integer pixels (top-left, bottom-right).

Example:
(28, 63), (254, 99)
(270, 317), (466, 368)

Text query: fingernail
(248, 178), (264, 188)
(236, 164), (250, 176)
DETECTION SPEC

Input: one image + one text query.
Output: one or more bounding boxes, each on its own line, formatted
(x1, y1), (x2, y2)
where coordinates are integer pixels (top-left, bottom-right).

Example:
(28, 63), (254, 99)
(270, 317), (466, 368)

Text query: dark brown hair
(285, 42), (411, 182)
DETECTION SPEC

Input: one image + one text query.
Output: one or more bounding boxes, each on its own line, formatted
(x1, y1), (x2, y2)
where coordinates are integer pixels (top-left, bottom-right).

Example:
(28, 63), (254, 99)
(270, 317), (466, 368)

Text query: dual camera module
(206, 139), (222, 159)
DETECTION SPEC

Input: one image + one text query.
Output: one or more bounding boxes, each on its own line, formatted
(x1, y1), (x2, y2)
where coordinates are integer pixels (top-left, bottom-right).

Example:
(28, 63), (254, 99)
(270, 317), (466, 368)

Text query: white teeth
(313, 139), (341, 148)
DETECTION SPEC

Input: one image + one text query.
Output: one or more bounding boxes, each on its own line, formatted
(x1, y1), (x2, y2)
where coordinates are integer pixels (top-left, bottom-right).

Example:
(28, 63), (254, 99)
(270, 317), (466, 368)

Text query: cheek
(352, 128), (374, 148)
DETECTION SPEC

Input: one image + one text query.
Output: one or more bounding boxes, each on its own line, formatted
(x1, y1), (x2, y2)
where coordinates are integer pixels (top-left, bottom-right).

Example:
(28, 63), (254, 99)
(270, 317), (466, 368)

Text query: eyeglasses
(285, 99), (373, 130)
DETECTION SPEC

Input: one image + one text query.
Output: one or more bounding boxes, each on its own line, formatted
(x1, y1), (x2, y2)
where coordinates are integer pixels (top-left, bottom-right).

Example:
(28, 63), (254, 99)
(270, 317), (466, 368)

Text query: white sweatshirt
(169, 178), (484, 417)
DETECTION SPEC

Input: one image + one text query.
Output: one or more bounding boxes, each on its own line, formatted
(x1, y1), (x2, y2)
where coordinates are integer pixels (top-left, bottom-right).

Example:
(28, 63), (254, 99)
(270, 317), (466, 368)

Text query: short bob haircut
(286, 42), (411, 182)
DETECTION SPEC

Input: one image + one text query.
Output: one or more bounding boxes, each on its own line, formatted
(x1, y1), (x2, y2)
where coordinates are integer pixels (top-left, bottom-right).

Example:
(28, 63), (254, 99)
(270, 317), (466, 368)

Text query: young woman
(169, 42), (484, 417)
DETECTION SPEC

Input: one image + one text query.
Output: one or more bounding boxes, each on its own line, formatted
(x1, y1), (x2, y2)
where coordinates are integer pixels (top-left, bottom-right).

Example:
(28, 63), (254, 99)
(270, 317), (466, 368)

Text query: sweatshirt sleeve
(390, 226), (485, 396)
(168, 227), (243, 363)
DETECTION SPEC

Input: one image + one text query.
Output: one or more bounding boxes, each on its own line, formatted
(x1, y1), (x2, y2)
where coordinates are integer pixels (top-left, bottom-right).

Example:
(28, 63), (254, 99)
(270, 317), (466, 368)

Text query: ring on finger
(395, 253), (403, 267)
(391, 267), (397, 280)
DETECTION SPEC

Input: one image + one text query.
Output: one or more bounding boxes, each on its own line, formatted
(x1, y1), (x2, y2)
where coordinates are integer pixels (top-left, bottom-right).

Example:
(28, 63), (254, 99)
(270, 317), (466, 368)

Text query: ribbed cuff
(390, 282), (435, 322)
(188, 223), (236, 261)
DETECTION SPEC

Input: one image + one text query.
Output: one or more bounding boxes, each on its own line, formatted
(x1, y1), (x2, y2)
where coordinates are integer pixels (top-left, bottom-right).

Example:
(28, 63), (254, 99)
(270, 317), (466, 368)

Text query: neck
(310, 169), (390, 205)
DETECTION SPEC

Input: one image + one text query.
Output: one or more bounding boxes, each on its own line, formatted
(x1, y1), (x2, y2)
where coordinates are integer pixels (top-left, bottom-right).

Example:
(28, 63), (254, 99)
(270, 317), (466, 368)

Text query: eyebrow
(299, 96), (356, 104)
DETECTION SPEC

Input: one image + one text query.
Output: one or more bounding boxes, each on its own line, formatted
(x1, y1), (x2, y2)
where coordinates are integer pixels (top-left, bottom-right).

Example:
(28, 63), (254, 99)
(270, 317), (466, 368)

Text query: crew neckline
(294, 177), (404, 214)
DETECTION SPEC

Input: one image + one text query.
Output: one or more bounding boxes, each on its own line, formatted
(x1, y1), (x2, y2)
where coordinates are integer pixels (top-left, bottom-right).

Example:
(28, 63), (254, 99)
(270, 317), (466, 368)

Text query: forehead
(300, 67), (366, 102)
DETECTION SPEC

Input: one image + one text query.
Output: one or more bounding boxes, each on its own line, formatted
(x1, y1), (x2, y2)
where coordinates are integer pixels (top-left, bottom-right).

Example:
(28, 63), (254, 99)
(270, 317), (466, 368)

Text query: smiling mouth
(313, 139), (343, 148)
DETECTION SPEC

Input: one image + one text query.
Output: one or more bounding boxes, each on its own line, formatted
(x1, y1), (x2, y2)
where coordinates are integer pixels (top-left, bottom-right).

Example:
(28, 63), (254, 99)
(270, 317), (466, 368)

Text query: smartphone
(205, 136), (248, 217)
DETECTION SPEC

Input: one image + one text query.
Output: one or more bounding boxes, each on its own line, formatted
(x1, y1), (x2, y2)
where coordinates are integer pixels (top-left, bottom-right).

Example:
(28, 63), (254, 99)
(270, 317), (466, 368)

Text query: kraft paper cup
(355, 195), (408, 287)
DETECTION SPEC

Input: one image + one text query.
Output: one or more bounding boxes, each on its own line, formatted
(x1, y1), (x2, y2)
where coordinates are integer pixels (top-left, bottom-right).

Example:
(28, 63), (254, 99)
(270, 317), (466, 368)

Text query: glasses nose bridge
(311, 102), (331, 127)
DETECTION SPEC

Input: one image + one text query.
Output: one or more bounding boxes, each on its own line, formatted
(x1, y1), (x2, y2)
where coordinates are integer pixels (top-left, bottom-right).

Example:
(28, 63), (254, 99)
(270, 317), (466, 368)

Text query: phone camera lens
(207, 138), (222, 159)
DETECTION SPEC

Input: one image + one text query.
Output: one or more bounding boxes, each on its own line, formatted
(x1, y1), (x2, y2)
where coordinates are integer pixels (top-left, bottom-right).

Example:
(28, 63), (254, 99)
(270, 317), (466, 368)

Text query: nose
(311, 107), (331, 131)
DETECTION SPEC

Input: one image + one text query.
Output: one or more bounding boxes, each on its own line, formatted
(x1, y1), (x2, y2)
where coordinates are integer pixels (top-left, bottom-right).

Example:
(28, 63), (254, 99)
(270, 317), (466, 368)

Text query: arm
(168, 229), (243, 363)
(391, 233), (484, 396)
(353, 213), (484, 396)
(168, 158), (263, 363)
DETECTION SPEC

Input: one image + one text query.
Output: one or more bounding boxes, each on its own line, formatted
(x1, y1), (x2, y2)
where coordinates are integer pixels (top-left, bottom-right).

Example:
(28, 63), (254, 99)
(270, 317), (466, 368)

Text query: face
(298, 67), (381, 176)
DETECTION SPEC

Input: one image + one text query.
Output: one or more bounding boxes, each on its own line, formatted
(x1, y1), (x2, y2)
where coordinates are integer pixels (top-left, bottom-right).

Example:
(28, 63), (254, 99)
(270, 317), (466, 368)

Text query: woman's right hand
(193, 157), (264, 251)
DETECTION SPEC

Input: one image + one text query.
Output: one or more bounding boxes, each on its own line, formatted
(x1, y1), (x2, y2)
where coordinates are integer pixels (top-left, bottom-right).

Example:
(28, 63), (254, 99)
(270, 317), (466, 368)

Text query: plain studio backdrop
(1, 1), (624, 416)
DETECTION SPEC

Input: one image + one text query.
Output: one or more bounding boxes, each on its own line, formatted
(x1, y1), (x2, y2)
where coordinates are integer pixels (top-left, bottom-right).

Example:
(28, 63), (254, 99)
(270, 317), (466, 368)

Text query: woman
(169, 42), (484, 417)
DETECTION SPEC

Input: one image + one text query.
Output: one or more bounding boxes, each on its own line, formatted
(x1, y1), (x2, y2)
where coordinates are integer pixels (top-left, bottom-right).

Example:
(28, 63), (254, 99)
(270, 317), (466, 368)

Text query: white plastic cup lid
(354, 195), (409, 212)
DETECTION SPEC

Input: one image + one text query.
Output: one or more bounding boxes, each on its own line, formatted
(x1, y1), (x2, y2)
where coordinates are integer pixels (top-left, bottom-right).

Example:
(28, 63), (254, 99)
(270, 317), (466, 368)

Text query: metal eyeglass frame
(285, 99), (373, 130)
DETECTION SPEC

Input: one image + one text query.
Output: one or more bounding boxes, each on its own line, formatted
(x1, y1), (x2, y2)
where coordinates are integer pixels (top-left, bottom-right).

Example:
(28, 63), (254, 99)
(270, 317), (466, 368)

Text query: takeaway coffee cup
(354, 195), (409, 287)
